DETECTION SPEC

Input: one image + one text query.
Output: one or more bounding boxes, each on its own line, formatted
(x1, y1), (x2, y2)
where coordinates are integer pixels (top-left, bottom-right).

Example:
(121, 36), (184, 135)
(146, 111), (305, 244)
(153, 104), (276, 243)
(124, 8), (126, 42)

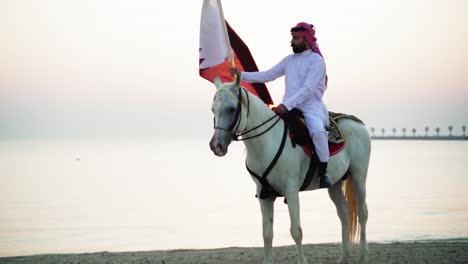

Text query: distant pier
(369, 125), (467, 140)
(371, 135), (468, 140)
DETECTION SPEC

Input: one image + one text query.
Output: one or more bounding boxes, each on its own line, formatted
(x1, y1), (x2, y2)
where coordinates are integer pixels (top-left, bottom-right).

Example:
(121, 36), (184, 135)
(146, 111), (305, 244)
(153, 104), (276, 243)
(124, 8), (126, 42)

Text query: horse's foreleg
(328, 182), (350, 264)
(285, 190), (308, 264)
(259, 197), (275, 264)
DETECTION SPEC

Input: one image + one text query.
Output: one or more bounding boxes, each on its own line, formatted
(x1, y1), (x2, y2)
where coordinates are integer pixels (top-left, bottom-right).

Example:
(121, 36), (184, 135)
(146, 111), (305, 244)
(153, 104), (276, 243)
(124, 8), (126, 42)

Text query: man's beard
(292, 43), (306, 54)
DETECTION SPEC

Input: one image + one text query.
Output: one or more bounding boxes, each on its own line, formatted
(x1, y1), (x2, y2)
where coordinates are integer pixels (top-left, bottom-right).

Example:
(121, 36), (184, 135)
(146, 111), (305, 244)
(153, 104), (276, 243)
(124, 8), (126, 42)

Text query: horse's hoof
(297, 256), (309, 264)
(359, 255), (369, 264)
(337, 257), (350, 264)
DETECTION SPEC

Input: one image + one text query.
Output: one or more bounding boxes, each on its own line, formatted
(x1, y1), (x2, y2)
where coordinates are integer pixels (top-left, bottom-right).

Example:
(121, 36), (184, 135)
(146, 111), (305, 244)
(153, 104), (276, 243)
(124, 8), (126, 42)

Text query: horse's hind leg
(259, 197), (275, 264)
(285, 190), (308, 264)
(328, 181), (350, 264)
(351, 169), (369, 264)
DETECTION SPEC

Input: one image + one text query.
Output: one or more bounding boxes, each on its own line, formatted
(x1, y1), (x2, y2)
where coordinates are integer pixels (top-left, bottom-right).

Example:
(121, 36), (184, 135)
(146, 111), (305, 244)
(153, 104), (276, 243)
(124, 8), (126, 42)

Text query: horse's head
(209, 76), (244, 157)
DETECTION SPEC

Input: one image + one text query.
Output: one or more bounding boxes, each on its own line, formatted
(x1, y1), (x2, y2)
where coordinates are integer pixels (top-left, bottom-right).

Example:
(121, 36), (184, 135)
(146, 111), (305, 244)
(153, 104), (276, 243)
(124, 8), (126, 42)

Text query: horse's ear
(214, 76), (223, 90)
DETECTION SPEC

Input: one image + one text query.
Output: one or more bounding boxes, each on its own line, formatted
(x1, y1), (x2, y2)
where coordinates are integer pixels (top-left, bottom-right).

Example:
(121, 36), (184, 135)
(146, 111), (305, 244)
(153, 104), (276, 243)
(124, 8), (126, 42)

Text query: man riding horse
(232, 22), (332, 188)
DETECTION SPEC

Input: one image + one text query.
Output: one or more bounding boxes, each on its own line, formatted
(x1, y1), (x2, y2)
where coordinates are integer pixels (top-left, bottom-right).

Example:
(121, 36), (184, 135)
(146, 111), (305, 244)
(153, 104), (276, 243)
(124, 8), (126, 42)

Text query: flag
(199, 0), (273, 105)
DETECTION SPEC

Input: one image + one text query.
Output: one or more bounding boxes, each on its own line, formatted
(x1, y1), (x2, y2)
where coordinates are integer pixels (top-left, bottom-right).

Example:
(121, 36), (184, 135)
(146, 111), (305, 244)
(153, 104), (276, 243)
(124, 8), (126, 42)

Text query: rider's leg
(304, 114), (332, 188)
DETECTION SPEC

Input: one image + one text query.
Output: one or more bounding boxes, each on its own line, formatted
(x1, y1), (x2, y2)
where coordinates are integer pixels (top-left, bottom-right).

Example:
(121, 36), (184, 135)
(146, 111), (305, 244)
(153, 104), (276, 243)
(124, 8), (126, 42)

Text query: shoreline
(1, 241), (467, 264)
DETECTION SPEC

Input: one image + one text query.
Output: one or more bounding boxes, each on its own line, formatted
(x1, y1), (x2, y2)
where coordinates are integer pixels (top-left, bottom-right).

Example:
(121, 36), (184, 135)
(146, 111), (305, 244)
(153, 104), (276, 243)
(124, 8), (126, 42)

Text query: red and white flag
(199, 0), (273, 105)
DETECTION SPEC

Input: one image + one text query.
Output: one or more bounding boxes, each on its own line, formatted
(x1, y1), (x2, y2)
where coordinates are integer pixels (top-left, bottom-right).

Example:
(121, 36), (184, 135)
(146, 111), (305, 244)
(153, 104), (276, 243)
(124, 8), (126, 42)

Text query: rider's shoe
(319, 162), (332, 188)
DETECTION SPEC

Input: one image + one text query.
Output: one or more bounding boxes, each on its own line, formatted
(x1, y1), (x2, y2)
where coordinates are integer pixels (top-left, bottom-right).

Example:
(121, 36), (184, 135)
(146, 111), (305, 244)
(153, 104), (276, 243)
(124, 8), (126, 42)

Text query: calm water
(0, 139), (467, 257)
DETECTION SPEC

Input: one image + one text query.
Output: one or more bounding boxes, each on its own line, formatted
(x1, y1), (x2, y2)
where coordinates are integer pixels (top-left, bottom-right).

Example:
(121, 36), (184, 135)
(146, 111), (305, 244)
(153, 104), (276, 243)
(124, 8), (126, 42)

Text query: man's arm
(235, 57), (287, 83)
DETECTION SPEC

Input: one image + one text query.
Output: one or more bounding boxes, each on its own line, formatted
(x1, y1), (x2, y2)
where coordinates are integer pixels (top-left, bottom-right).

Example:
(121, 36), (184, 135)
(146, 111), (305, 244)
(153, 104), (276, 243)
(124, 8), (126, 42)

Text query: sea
(0, 139), (467, 257)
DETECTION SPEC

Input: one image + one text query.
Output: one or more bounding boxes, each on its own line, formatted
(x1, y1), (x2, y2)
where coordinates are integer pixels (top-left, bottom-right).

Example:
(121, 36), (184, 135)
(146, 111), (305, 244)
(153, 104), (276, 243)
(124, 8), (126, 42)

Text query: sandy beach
(1, 241), (466, 264)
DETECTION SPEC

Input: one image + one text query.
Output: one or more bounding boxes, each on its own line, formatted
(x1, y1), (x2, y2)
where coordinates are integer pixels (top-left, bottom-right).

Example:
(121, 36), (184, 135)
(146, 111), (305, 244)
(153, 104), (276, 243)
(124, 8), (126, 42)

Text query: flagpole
(216, 0), (236, 71)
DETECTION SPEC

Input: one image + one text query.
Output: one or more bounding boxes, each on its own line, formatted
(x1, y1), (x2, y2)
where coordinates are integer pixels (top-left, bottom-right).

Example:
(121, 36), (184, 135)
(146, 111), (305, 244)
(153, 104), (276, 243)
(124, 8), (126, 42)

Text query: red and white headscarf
(291, 22), (328, 84)
(291, 22), (324, 59)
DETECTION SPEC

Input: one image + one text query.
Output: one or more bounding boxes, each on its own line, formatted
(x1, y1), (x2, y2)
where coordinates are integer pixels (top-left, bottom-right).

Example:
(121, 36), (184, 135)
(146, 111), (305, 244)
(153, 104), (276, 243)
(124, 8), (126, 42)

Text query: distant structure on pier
(369, 125), (467, 140)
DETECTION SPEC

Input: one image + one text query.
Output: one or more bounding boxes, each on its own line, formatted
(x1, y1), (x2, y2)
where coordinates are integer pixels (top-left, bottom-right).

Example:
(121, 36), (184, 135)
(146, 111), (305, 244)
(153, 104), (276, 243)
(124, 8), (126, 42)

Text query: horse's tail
(343, 174), (360, 244)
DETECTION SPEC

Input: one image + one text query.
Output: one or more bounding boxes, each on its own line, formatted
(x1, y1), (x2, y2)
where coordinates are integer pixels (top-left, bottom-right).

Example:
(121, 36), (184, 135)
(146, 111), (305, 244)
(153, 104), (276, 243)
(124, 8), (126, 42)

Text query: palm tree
(392, 128), (397, 137)
(402, 128), (407, 137)
(435, 127), (440, 136)
(425, 126), (429, 137)
(370, 127), (375, 136)
(463, 125), (466, 137)
(412, 128), (416, 137)
(381, 128), (386, 137)
(448, 125), (453, 136)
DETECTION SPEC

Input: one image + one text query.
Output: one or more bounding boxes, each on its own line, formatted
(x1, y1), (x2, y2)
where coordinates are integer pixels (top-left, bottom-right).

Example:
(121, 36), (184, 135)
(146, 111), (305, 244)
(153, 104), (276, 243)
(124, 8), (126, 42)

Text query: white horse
(209, 77), (371, 264)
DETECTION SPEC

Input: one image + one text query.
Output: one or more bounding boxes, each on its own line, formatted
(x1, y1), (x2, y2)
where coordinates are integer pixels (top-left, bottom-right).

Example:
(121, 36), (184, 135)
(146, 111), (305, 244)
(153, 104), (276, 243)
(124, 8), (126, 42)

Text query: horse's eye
(228, 107), (236, 113)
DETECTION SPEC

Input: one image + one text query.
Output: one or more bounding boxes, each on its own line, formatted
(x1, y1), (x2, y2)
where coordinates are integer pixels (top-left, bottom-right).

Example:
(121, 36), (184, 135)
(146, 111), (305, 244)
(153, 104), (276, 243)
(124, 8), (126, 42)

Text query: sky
(1, 0), (467, 140)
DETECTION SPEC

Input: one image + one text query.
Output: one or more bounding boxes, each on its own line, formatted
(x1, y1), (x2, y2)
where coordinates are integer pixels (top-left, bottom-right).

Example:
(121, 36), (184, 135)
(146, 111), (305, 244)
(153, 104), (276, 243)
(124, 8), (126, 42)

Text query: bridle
(213, 87), (282, 141)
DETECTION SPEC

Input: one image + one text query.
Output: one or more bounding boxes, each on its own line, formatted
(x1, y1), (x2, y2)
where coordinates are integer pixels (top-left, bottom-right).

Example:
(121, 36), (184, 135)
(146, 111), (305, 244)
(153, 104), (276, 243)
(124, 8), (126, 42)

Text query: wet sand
(1, 241), (467, 264)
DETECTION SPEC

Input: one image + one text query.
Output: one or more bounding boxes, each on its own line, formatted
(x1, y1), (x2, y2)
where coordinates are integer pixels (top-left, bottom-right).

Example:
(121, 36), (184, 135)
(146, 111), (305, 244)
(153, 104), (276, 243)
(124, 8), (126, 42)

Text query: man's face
(291, 32), (307, 54)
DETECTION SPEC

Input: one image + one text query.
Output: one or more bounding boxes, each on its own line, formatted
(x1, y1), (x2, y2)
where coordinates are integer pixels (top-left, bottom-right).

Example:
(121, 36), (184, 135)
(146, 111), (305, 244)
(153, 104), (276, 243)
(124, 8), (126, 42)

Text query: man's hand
(273, 104), (288, 115)
(230, 67), (241, 78)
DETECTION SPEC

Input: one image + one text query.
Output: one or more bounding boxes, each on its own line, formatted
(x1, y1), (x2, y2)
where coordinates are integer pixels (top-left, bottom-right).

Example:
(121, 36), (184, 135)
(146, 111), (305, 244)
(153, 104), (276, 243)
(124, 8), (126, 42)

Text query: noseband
(214, 88), (281, 141)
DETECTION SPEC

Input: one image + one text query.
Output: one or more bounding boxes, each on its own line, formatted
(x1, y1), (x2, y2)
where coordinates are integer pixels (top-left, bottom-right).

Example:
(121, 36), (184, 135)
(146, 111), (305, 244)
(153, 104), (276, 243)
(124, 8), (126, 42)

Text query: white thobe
(240, 49), (330, 162)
